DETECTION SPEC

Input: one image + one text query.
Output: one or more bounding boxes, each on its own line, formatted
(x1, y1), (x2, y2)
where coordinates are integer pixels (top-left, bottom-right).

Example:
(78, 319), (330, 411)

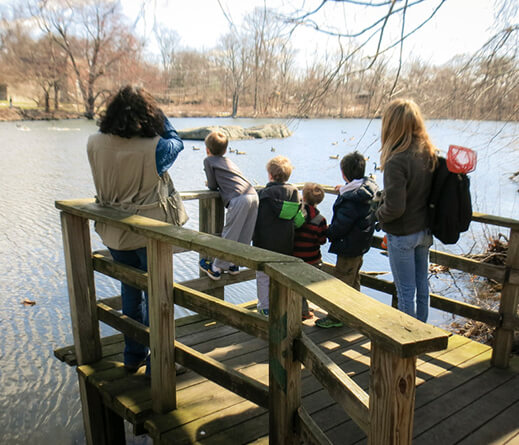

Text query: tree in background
(31, 0), (142, 119)
(0, 18), (68, 111)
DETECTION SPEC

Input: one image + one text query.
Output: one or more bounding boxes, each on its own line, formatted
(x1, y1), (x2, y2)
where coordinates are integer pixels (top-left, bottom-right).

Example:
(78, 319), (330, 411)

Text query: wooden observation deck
(54, 187), (519, 444)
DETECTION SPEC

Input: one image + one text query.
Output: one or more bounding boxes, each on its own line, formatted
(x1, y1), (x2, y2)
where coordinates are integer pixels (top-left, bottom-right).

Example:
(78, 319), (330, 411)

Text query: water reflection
(0, 117), (518, 443)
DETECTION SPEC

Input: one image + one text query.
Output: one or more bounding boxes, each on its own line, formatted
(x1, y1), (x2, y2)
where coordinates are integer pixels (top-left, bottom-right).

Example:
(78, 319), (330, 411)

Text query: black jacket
(328, 177), (378, 257)
(253, 182), (301, 255)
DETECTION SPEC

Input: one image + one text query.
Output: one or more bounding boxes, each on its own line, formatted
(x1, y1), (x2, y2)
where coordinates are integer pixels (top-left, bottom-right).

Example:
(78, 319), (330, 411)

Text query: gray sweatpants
(213, 193), (259, 271)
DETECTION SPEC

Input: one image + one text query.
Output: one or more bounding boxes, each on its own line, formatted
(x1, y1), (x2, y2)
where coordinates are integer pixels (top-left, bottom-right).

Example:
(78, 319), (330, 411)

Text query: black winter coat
(327, 177), (378, 257)
(253, 182), (300, 255)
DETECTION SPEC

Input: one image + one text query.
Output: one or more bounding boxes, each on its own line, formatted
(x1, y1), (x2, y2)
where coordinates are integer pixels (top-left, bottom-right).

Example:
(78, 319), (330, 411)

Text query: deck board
(56, 315), (519, 444)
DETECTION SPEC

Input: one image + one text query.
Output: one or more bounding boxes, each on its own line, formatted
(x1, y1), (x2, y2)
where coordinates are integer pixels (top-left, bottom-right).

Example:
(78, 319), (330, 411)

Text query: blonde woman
(376, 99), (437, 322)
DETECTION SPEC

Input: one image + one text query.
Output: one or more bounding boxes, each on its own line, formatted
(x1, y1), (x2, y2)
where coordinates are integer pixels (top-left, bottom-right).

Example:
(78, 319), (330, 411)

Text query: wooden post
(369, 342), (416, 445)
(269, 279), (302, 444)
(61, 212), (123, 444)
(492, 228), (519, 368)
(148, 238), (176, 413)
(199, 196), (225, 299)
(60, 212), (101, 364)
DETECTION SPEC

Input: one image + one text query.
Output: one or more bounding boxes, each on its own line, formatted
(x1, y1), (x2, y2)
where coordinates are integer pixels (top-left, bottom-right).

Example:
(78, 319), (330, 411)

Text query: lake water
(1, 117), (518, 443)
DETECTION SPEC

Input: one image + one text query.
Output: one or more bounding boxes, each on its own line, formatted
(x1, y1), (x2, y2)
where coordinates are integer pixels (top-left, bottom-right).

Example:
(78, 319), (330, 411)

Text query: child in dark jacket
(253, 156), (304, 316)
(293, 183), (328, 320)
(315, 151), (379, 328)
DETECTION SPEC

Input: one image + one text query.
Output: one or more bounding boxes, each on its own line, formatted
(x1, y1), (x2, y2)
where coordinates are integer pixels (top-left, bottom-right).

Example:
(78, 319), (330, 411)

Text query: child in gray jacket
(200, 131), (259, 280)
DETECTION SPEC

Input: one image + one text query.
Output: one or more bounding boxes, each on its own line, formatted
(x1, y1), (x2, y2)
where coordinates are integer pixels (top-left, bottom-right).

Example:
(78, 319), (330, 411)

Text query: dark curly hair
(99, 85), (165, 138)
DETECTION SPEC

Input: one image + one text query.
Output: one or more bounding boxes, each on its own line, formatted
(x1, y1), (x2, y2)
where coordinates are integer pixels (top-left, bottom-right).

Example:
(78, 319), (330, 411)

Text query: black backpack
(428, 157), (472, 244)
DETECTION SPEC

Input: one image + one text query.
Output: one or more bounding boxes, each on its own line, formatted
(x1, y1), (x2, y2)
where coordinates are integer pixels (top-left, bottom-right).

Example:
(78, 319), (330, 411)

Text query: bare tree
(0, 20), (67, 111)
(30, 0), (142, 118)
(154, 24), (181, 96)
(219, 32), (251, 117)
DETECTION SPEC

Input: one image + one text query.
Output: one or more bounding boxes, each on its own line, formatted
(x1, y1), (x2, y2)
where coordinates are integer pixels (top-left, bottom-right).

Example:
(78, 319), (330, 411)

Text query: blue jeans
(387, 230), (432, 322)
(108, 247), (149, 367)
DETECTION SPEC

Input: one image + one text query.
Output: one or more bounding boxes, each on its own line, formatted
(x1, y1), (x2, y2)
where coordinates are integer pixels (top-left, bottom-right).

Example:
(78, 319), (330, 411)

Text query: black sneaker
(199, 258), (221, 280)
(228, 265), (240, 275)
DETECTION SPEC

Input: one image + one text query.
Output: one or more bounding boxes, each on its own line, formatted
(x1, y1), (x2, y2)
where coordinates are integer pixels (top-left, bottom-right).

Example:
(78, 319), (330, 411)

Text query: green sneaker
(315, 316), (343, 328)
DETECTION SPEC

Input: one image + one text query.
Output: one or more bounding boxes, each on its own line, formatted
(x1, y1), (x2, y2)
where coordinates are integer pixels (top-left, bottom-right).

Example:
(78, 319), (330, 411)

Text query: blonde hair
(379, 98), (437, 171)
(267, 156), (293, 182)
(205, 131), (228, 156)
(303, 182), (325, 206)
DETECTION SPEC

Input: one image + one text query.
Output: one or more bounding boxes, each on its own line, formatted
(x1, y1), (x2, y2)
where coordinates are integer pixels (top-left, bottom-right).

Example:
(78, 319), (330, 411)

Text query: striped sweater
(293, 204), (328, 264)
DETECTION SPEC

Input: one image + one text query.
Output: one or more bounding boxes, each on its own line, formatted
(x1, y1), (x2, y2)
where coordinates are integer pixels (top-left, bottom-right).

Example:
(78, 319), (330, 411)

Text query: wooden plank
(323, 339), (494, 445)
(368, 342), (416, 445)
(371, 236), (508, 282)
(429, 293), (500, 326)
(77, 373), (112, 445)
(199, 197), (225, 299)
(56, 199), (301, 270)
(93, 250), (257, 294)
(94, 302), (270, 410)
(145, 362), (271, 439)
(429, 249), (506, 282)
(455, 398), (519, 445)
(147, 239), (176, 413)
(269, 281), (302, 445)
(157, 399), (267, 444)
(493, 228), (519, 368)
(55, 333), (124, 365)
(413, 371), (519, 443)
(175, 341), (269, 408)
(97, 302), (149, 346)
(295, 406), (334, 445)
(294, 334), (369, 433)
(60, 212), (101, 365)
(472, 212), (519, 230)
(174, 283), (268, 340)
(179, 189), (220, 201)
(326, 261), (501, 325)
(264, 262), (449, 357)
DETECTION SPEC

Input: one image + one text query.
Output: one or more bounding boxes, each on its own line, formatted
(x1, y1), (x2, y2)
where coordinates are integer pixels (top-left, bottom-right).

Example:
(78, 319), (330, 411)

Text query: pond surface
(1, 117), (518, 443)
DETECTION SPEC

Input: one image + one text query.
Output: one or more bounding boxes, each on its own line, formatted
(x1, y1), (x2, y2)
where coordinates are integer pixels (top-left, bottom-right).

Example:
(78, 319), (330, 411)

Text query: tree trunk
(231, 91), (239, 118)
(53, 82), (59, 111)
(44, 90), (50, 113)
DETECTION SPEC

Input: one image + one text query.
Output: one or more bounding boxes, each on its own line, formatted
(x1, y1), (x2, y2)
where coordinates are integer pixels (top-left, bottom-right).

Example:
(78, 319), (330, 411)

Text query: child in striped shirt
(293, 183), (328, 320)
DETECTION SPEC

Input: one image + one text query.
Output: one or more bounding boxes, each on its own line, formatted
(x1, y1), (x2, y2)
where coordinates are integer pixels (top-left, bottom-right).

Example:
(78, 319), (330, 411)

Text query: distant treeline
(1, 1), (517, 121)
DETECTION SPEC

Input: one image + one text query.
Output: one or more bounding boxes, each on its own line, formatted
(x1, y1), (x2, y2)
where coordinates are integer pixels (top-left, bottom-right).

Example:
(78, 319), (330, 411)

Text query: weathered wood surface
(58, 317), (519, 445)
(368, 343), (416, 445)
(93, 249), (257, 293)
(323, 261), (501, 326)
(56, 199), (301, 270)
(60, 212), (101, 365)
(264, 261), (449, 357)
(147, 239), (176, 413)
(371, 235), (507, 282)
(492, 228), (519, 368)
(472, 212), (519, 230)
(268, 282), (302, 444)
(294, 333), (370, 433)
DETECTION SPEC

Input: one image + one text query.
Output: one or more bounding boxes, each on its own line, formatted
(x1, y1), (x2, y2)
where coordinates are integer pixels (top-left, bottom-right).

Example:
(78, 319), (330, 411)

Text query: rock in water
(178, 123), (292, 140)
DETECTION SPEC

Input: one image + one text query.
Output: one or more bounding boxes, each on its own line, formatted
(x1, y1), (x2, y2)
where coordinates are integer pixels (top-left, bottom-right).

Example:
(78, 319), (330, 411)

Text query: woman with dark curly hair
(87, 85), (187, 375)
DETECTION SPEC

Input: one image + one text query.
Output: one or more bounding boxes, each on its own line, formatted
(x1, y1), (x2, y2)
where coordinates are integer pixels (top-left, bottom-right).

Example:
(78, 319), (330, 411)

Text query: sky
(123, 0), (498, 66)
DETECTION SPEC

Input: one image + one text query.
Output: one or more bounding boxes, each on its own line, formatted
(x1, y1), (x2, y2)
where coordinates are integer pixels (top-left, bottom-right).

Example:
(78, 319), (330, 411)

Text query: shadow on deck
(55, 309), (519, 445)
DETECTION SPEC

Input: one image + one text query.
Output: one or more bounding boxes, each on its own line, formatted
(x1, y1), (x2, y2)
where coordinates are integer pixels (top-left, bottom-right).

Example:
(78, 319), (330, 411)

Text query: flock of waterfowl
(189, 132), (379, 166)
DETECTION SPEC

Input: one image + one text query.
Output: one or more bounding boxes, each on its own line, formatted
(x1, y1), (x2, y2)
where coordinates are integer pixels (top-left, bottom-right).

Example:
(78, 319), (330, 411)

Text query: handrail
(57, 187), (519, 445)
(56, 198), (448, 357)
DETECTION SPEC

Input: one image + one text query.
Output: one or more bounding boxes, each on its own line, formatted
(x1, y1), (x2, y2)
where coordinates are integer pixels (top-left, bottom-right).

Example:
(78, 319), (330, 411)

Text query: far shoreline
(1, 105), (518, 124)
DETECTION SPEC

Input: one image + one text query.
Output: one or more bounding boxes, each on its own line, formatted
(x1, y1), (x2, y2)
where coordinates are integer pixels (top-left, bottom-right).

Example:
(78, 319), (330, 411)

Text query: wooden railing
(318, 185), (519, 370)
(56, 192), (451, 445)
